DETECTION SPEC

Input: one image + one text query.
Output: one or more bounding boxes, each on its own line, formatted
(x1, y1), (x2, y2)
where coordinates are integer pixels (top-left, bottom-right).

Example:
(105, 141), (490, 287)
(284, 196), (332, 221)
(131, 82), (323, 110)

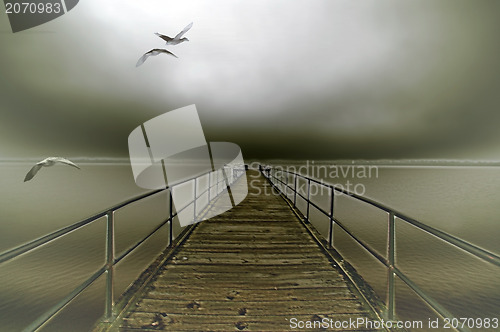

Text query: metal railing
(0, 165), (246, 332)
(260, 165), (500, 332)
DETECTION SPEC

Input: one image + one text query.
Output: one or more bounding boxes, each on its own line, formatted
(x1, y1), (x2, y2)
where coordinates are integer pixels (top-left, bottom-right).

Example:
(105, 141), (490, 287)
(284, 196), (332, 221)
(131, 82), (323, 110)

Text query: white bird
(24, 157), (81, 182)
(136, 48), (178, 67)
(155, 22), (193, 45)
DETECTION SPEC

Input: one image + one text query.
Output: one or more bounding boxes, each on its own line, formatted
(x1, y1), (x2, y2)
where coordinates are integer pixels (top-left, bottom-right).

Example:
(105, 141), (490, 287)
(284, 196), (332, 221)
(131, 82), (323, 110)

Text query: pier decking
(104, 171), (382, 331)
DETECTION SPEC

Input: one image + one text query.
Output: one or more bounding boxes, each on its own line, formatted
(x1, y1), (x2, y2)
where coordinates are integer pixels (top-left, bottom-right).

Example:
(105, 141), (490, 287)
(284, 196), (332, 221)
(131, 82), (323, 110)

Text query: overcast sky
(1, 0), (500, 161)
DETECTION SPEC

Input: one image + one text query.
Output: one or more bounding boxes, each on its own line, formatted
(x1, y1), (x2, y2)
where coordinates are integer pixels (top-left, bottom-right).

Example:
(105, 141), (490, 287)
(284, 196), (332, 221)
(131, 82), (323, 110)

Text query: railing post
(169, 190), (173, 247)
(104, 210), (115, 320)
(285, 171), (288, 198)
(216, 169), (219, 194)
(387, 211), (396, 321)
(305, 178), (311, 223)
(293, 175), (297, 206)
(219, 169), (223, 194)
(279, 170), (283, 192)
(193, 178), (197, 223)
(208, 172), (211, 202)
(328, 186), (335, 248)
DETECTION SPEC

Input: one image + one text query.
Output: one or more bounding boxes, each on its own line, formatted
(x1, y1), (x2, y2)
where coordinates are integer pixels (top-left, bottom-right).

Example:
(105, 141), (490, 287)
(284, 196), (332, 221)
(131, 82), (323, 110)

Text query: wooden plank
(196, 222), (305, 229)
(151, 280), (348, 290)
(153, 273), (345, 282)
(200, 221), (304, 226)
(134, 298), (366, 315)
(180, 239), (317, 245)
(150, 270), (344, 281)
(187, 234), (318, 242)
(160, 264), (338, 274)
(171, 251), (328, 260)
(203, 216), (296, 222)
(179, 247), (321, 254)
(166, 257), (330, 266)
(193, 228), (309, 235)
(145, 287), (354, 301)
(181, 242), (319, 249)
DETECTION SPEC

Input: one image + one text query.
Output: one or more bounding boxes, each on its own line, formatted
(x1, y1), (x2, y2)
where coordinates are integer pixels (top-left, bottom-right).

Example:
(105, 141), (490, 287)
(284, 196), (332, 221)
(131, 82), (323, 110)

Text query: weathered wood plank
(203, 220), (296, 224)
(168, 258), (330, 266)
(182, 239), (317, 245)
(171, 251), (328, 260)
(152, 278), (347, 290)
(160, 263), (338, 273)
(188, 233), (312, 239)
(193, 228), (309, 235)
(181, 242), (319, 249)
(145, 287), (354, 301)
(196, 222), (305, 229)
(135, 298), (366, 315)
(155, 269), (343, 279)
(179, 247), (321, 254)
(203, 216), (297, 222)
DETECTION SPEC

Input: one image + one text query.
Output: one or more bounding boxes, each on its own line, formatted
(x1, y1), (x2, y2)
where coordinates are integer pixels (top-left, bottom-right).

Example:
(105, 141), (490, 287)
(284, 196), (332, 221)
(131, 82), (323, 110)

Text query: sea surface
(0, 161), (499, 331)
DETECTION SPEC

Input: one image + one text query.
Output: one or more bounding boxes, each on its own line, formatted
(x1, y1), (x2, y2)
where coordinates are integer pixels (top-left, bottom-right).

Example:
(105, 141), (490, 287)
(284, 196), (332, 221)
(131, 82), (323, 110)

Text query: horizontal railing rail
(260, 165), (500, 332)
(0, 189), (164, 265)
(0, 165), (246, 332)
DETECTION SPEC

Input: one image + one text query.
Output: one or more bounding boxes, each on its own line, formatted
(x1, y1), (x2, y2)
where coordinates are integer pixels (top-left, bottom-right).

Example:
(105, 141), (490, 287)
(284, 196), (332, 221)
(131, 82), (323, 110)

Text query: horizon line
(1, 157), (500, 166)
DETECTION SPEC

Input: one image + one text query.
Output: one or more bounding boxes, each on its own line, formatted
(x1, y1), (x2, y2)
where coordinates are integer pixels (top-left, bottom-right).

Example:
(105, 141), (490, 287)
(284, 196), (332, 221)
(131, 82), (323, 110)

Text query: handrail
(261, 166), (500, 267)
(0, 189), (164, 265)
(0, 166), (246, 265)
(1, 165), (246, 332)
(260, 165), (499, 332)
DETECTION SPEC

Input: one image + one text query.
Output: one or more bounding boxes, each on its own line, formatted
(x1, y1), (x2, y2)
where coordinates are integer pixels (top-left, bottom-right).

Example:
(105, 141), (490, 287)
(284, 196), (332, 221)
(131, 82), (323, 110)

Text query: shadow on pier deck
(97, 170), (385, 331)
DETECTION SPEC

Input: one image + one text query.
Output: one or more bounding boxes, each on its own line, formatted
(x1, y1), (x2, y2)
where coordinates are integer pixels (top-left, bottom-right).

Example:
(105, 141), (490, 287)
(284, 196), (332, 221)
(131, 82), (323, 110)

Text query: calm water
(1, 161), (499, 331)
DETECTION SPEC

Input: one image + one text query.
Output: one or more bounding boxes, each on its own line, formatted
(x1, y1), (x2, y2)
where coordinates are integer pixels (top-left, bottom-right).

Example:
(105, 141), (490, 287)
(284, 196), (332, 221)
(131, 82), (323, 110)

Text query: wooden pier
(101, 170), (383, 331)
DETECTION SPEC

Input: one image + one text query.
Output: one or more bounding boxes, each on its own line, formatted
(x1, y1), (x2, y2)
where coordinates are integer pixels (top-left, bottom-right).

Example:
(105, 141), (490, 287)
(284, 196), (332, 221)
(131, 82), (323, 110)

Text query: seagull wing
(174, 22), (193, 40)
(136, 51), (152, 67)
(54, 157), (80, 169)
(156, 49), (178, 58)
(24, 164), (43, 182)
(137, 49), (177, 66)
(155, 32), (173, 43)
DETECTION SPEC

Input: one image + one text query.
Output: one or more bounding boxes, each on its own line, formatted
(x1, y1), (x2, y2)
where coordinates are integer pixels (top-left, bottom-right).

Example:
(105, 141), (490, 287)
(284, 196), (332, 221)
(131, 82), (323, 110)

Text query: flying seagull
(24, 157), (80, 182)
(155, 22), (193, 45)
(136, 48), (178, 67)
